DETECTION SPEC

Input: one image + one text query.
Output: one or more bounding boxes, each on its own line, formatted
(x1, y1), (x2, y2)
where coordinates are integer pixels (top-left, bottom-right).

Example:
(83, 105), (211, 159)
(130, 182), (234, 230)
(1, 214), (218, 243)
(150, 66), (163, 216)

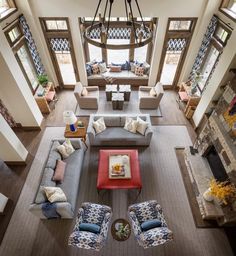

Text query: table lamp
(63, 111), (77, 132)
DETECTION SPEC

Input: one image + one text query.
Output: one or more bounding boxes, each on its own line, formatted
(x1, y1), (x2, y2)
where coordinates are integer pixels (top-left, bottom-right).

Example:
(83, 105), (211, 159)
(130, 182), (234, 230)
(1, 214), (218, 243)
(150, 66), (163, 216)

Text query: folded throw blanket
(42, 202), (61, 219)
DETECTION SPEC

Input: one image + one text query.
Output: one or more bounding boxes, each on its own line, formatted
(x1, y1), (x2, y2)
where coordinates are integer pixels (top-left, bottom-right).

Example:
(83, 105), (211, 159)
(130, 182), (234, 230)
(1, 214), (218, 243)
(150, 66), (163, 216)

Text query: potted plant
(204, 179), (236, 205)
(37, 74), (49, 87)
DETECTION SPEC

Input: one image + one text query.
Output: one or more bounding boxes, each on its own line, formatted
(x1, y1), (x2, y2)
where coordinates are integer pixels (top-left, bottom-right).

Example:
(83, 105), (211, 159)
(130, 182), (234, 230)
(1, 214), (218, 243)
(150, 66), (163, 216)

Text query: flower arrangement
(115, 222), (130, 239)
(208, 179), (236, 205)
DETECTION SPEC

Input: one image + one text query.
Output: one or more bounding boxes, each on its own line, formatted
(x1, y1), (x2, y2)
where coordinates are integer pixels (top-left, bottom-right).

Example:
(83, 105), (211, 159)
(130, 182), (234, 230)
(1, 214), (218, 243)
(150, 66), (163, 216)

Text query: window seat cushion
(88, 70), (148, 79)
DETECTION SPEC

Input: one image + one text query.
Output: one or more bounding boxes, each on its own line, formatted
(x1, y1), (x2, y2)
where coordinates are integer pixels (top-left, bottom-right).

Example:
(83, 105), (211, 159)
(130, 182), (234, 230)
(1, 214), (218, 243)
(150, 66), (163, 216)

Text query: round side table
(111, 218), (131, 241)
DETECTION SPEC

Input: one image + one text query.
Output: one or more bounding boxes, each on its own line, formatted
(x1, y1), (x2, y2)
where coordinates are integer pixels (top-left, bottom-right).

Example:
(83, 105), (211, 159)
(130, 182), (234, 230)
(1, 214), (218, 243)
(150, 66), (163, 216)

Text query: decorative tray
(109, 154), (131, 179)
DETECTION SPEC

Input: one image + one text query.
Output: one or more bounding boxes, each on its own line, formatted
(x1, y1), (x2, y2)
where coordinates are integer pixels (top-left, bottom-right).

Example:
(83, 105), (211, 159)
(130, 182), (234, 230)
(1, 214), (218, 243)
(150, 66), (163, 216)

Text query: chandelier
(83, 0), (153, 49)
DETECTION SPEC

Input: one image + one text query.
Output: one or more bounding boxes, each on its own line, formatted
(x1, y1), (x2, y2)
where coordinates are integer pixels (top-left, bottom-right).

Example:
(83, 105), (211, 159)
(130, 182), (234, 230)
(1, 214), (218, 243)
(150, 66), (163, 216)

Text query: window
(220, 0), (236, 21)
(107, 38), (129, 64)
(16, 45), (38, 91)
(134, 45), (148, 63)
(45, 20), (68, 31)
(169, 20), (192, 30)
(0, 0), (16, 20)
(88, 40), (102, 62)
(6, 24), (22, 45)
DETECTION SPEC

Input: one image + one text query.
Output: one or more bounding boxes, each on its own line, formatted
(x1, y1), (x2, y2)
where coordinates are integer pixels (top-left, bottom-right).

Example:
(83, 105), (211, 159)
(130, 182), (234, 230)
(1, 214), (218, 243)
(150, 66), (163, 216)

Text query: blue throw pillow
(141, 219), (162, 231)
(86, 64), (93, 76)
(79, 223), (101, 234)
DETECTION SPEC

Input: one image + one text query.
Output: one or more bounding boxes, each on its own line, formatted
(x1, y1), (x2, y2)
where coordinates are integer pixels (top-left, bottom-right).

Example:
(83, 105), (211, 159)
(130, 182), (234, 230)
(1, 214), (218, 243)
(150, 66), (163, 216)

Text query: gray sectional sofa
(87, 114), (153, 146)
(29, 139), (85, 219)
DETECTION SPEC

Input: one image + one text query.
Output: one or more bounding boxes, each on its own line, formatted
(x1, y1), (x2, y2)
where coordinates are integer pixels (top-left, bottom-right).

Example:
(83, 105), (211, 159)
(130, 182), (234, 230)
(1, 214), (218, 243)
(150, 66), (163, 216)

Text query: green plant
(37, 74), (48, 85)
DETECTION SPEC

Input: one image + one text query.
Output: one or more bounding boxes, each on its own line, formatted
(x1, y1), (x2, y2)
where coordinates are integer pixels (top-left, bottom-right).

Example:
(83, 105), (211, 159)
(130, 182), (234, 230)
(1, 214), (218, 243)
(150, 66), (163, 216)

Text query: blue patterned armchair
(68, 202), (112, 251)
(128, 200), (173, 249)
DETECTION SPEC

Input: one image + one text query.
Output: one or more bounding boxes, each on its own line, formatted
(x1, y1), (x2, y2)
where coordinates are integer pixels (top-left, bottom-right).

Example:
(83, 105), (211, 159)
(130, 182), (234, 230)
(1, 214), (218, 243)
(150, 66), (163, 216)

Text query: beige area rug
(0, 126), (233, 256)
(75, 90), (162, 117)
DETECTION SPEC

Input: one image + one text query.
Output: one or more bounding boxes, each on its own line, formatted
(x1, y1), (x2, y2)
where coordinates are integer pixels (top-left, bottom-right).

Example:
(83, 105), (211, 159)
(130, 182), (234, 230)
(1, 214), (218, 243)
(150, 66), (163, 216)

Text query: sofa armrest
(86, 86), (99, 91)
(87, 115), (96, 144)
(29, 202), (74, 219)
(139, 86), (151, 91)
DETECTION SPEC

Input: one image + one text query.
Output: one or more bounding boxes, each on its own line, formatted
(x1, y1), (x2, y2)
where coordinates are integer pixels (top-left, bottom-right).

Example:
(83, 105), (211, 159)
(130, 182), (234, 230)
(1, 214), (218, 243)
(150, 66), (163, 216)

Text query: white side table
(0, 193), (8, 214)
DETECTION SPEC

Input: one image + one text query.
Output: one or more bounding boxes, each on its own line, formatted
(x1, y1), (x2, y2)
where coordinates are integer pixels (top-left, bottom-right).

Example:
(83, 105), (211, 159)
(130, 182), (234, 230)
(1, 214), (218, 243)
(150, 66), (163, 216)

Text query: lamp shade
(63, 111), (77, 125)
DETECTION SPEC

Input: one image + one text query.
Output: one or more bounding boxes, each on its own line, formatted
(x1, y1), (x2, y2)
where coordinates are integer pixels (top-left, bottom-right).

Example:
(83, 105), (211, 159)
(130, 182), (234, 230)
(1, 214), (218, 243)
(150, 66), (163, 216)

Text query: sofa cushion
(44, 187), (67, 203)
(102, 116), (121, 127)
(46, 141), (61, 169)
(136, 117), (148, 135)
(93, 117), (106, 134)
(124, 117), (138, 134)
(52, 160), (66, 182)
(57, 139), (75, 159)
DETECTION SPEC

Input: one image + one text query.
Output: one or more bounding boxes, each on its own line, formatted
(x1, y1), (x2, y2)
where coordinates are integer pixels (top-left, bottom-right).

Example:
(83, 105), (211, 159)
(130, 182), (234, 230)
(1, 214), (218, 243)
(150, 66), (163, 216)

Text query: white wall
(0, 114), (28, 162)
(0, 29), (43, 127)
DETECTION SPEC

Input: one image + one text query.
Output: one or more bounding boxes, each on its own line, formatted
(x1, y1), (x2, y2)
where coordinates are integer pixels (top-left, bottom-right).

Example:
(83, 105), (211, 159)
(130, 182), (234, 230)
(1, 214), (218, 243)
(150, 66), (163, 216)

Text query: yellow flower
(208, 179), (236, 205)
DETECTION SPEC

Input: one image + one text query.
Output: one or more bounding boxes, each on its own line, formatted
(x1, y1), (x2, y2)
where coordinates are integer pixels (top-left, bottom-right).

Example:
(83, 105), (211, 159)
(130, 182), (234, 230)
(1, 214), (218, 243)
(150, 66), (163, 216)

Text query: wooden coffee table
(97, 149), (142, 192)
(64, 119), (88, 149)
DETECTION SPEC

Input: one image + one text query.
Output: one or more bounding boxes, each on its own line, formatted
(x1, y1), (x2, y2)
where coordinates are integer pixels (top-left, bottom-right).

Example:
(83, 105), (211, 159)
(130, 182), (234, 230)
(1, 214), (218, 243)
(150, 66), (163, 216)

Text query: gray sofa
(87, 114), (153, 146)
(29, 139), (85, 219)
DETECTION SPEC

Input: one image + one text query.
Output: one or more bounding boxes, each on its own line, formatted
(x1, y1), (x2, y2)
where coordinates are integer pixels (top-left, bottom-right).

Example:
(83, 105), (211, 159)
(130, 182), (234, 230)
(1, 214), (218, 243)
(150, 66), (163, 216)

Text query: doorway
(157, 18), (197, 89)
(39, 18), (79, 88)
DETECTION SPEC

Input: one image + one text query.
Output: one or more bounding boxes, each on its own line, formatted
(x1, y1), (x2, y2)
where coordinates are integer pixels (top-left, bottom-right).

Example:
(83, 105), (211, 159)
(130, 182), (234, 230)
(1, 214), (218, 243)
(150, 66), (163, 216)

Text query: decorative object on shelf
(203, 188), (214, 202)
(37, 74), (49, 87)
(63, 111), (77, 132)
(83, 0), (153, 50)
(77, 120), (84, 128)
(206, 179), (236, 205)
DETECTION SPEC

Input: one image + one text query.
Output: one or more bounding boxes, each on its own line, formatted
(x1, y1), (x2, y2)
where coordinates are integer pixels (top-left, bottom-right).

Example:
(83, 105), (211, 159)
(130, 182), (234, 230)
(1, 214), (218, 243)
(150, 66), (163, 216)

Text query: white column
(192, 28), (236, 127)
(70, 16), (87, 85)
(0, 29), (43, 127)
(148, 17), (168, 86)
(0, 115), (28, 162)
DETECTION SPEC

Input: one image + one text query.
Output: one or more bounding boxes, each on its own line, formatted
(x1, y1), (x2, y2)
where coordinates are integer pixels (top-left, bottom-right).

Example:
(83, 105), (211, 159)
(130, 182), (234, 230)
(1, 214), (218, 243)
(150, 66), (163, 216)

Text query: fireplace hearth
(205, 145), (229, 182)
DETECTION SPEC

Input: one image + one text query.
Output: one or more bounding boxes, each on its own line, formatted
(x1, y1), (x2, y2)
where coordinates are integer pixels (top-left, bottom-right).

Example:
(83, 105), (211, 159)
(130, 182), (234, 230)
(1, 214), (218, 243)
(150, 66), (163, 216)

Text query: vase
(203, 188), (214, 202)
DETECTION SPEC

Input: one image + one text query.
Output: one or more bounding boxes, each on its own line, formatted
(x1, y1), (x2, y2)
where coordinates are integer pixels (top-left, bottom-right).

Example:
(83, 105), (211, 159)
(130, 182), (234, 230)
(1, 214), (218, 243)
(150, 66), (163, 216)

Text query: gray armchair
(139, 82), (164, 109)
(74, 82), (99, 109)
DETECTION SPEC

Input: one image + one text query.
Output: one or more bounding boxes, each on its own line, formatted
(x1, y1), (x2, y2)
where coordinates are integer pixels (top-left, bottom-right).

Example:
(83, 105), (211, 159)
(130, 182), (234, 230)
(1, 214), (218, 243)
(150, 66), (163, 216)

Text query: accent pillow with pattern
(124, 117), (138, 134)
(43, 187), (67, 203)
(92, 63), (100, 74)
(57, 139), (75, 159)
(93, 117), (106, 134)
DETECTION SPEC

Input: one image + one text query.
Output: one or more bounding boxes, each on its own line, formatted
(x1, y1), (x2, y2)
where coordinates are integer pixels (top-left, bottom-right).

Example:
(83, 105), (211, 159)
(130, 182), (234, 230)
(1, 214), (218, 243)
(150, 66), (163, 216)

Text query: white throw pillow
(98, 62), (107, 73)
(93, 117), (106, 134)
(57, 139), (75, 159)
(124, 117), (138, 134)
(136, 117), (149, 135)
(149, 87), (157, 97)
(81, 87), (88, 96)
(43, 187), (67, 203)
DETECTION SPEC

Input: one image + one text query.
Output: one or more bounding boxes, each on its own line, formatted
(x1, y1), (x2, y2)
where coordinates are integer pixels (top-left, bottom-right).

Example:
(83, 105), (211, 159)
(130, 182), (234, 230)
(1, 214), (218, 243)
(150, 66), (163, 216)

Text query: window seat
(88, 70), (149, 86)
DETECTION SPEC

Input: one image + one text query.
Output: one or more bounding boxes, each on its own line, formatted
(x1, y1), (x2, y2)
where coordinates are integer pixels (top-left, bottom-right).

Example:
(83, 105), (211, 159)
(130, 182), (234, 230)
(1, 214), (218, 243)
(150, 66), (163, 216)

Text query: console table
(34, 82), (56, 114)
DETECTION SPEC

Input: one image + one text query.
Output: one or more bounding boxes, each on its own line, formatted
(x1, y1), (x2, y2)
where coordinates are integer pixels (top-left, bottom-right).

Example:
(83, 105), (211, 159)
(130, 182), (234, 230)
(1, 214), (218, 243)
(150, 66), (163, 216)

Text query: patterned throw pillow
(92, 64), (100, 74)
(57, 139), (75, 159)
(136, 117), (148, 135)
(124, 117), (138, 134)
(93, 117), (106, 134)
(43, 187), (67, 203)
(135, 66), (144, 76)
(149, 87), (157, 97)
(98, 62), (107, 73)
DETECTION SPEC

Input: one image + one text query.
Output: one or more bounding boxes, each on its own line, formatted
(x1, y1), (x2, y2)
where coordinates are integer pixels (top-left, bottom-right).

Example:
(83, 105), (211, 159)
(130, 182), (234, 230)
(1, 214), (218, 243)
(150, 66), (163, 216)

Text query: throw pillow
(124, 117), (138, 134)
(86, 63), (93, 76)
(141, 219), (162, 231)
(57, 139), (75, 159)
(43, 187), (67, 203)
(92, 63), (100, 74)
(135, 66), (144, 76)
(79, 223), (101, 234)
(98, 62), (107, 73)
(130, 62), (136, 72)
(52, 160), (66, 182)
(149, 87), (157, 97)
(136, 117), (149, 135)
(81, 87), (88, 96)
(110, 65), (122, 72)
(93, 117), (106, 134)
(143, 61), (150, 75)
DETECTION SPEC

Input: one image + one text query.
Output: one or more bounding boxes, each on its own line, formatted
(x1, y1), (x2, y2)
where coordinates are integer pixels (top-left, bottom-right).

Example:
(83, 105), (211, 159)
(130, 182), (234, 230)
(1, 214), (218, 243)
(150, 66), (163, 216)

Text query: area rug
(75, 90), (162, 117)
(175, 148), (218, 228)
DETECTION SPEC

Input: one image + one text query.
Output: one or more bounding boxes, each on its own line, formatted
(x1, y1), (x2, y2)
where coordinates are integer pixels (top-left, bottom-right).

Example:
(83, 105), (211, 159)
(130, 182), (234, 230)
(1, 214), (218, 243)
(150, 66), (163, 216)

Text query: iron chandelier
(83, 0), (153, 49)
